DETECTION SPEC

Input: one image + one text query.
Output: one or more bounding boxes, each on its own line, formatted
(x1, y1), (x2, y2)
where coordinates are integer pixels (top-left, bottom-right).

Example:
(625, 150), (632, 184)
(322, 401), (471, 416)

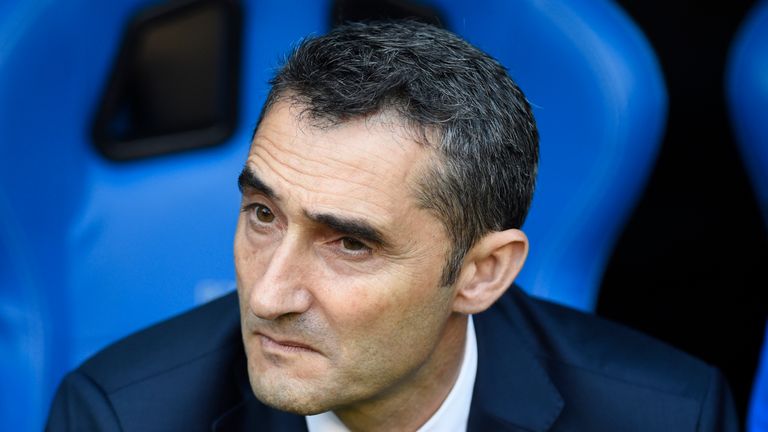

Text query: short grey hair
(255, 20), (539, 286)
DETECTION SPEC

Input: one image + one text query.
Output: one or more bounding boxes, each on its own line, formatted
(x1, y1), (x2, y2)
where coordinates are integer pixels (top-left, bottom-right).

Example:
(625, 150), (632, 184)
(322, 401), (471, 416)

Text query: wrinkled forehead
(247, 101), (437, 222)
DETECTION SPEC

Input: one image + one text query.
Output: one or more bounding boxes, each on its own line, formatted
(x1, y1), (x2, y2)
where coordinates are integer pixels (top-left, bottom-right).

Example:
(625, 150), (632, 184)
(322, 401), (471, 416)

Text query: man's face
(234, 101), (465, 415)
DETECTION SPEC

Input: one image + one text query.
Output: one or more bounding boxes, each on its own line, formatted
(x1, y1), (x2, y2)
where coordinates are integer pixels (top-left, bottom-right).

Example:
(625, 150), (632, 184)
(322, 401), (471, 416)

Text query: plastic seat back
(726, 2), (768, 430)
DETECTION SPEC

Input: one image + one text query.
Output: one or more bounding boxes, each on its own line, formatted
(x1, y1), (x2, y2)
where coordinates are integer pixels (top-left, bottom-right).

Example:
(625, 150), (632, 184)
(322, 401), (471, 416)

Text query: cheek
(234, 223), (274, 286)
(328, 271), (448, 348)
(330, 287), (453, 389)
(344, 259), (446, 314)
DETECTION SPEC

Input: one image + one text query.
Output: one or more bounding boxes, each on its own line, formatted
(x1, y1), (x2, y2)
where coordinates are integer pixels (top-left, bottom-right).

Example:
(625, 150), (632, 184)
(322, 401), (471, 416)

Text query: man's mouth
(256, 332), (319, 354)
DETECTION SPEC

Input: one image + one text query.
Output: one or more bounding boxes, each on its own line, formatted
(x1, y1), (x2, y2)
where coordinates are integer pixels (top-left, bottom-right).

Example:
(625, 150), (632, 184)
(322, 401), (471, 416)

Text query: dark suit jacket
(46, 287), (740, 431)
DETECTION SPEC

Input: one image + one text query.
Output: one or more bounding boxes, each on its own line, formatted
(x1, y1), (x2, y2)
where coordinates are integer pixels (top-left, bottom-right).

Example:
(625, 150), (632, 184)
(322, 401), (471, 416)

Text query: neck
(333, 313), (468, 432)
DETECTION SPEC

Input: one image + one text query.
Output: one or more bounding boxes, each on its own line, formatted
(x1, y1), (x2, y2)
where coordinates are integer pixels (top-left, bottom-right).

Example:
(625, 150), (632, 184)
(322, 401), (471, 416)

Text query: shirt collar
(306, 315), (478, 432)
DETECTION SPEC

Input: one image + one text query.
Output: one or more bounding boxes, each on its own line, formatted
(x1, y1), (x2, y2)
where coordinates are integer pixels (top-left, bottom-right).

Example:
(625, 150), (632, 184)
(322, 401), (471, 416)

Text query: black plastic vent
(331, 0), (446, 29)
(93, 0), (241, 160)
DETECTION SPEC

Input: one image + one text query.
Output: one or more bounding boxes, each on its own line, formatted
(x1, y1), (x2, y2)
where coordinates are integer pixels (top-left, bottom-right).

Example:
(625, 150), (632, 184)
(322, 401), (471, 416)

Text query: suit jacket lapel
(468, 295), (564, 432)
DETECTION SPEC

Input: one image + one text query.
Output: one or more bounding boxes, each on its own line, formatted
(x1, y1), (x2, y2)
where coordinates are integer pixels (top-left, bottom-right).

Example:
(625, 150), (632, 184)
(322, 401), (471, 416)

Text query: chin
(248, 372), (337, 415)
(254, 392), (328, 416)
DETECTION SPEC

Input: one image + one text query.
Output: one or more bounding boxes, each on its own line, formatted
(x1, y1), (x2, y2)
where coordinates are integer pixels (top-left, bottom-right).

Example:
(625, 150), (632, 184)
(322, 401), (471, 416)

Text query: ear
(452, 229), (528, 314)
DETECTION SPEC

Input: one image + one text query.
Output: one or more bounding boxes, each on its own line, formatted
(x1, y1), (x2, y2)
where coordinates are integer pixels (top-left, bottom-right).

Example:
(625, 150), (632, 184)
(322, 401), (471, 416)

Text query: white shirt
(306, 315), (478, 432)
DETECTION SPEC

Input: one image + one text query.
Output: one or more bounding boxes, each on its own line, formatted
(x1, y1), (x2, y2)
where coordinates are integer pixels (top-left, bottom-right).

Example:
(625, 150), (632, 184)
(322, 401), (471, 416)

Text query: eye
(244, 203), (275, 224)
(340, 237), (369, 252)
(255, 205), (275, 223)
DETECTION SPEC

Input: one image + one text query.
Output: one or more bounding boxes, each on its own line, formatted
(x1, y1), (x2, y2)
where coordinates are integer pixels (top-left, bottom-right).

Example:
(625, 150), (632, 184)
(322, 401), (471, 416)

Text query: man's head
(234, 20), (538, 425)
(258, 20), (538, 286)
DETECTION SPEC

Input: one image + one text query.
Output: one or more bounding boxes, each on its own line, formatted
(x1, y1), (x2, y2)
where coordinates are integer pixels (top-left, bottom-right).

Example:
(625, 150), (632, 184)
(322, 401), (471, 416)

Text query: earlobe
(452, 229), (528, 314)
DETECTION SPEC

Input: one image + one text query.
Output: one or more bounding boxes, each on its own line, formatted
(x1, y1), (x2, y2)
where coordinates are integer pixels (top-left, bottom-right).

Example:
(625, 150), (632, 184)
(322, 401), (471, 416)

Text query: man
(47, 21), (739, 431)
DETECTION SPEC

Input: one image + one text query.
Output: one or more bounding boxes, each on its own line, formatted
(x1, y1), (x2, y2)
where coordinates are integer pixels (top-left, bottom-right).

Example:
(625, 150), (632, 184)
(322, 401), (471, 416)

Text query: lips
(257, 332), (319, 354)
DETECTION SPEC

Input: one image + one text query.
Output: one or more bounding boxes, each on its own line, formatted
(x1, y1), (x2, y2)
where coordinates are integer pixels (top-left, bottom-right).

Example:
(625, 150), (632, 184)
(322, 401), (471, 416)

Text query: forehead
(247, 102), (433, 223)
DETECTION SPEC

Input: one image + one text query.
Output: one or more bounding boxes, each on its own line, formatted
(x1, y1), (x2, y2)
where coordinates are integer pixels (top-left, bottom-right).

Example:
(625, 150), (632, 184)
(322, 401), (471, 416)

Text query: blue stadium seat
(0, 0), (665, 429)
(750, 324), (768, 432)
(727, 0), (768, 223)
(0, 1), (328, 429)
(432, 0), (666, 310)
(726, 1), (768, 430)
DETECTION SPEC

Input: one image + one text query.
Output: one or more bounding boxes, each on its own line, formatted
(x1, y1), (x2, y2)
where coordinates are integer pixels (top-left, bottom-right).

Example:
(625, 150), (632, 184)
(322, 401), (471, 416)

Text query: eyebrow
(306, 211), (389, 248)
(237, 165), (390, 248)
(238, 166), (278, 200)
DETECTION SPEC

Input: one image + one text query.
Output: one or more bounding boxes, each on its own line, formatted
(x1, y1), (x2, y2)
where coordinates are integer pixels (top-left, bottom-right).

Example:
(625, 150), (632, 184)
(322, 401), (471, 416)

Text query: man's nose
(248, 235), (312, 321)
